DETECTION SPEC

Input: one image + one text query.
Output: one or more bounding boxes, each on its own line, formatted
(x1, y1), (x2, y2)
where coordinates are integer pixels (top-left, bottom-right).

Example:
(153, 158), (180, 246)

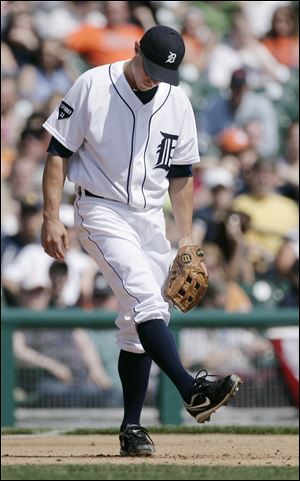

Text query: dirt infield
(2, 434), (298, 466)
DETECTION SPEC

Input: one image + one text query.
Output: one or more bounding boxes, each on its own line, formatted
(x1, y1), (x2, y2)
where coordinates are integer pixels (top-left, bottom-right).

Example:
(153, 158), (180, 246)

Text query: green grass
(1, 465), (299, 480)
(63, 425), (298, 436)
(2, 425), (298, 436)
(1, 427), (51, 435)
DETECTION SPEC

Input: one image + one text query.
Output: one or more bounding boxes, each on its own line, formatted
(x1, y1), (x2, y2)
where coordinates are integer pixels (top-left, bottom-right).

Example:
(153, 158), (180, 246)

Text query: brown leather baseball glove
(164, 245), (208, 313)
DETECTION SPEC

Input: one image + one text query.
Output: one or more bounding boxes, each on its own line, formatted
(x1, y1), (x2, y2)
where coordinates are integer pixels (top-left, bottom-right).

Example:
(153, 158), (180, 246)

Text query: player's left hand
(164, 245), (208, 313)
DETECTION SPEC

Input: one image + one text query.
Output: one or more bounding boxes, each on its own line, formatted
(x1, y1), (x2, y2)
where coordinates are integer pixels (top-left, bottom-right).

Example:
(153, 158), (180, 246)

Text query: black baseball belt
(78, 186), (104, 199)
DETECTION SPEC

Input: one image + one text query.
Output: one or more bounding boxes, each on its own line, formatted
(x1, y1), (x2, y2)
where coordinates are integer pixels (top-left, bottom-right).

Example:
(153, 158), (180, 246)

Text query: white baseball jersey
(43, 60), (200, 209)
(43, 61), (200, 354)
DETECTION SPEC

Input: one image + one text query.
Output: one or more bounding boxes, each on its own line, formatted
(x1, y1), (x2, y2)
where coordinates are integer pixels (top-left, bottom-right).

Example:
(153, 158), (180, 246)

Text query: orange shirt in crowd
(65, 23), (144, 67)
(261, 36), (299, 68)
(182, 33), (204, 65)
(225, 282), (252, 313)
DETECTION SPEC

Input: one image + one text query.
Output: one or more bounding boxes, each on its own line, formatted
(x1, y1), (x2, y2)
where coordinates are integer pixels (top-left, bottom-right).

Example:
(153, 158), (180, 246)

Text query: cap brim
(142, 53), (179, 86)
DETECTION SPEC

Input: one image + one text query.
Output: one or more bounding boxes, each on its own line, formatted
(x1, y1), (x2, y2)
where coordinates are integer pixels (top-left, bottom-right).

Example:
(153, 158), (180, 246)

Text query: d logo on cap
(166, 52), (177, 64)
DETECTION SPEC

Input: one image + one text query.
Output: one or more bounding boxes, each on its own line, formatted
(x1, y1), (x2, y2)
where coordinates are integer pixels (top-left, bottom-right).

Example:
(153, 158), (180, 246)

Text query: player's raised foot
(185, 369), (242, 423)
(119, 424), (155, 457)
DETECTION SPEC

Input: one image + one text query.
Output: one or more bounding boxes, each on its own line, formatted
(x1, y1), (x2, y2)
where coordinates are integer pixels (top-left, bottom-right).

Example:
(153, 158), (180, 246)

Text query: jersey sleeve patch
(58, 101), (74, 120)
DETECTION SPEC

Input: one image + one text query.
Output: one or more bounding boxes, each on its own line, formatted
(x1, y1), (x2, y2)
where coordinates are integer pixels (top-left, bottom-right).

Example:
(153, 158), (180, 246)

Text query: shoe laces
(123, 425), (154, 446)
(193, 369), (223, 389)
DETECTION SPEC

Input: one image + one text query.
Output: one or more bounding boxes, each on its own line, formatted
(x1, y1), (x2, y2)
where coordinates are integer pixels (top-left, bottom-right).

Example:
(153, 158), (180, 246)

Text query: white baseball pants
(74, 190), (171, 354)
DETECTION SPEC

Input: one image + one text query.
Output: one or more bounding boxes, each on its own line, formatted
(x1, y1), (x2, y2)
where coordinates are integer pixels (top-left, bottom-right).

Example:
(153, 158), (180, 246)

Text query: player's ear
(134, 41), (140, 55)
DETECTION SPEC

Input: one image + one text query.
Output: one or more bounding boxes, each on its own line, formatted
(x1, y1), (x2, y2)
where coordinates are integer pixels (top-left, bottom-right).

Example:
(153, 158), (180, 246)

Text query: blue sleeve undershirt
(47, 136), (74, 158)
(167, 164), (193, 178)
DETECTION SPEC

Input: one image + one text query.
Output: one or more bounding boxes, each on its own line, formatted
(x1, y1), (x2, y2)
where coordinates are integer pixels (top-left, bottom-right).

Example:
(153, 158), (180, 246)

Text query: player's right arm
(41, 154), (70, 260)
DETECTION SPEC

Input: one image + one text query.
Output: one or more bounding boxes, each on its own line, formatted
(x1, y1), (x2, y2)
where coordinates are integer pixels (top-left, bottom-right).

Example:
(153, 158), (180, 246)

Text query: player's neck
(123, 60), (137, 90)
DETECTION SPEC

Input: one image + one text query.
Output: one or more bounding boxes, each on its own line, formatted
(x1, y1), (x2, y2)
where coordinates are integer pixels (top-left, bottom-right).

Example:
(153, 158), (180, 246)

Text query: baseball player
(41, 25), (242, 457)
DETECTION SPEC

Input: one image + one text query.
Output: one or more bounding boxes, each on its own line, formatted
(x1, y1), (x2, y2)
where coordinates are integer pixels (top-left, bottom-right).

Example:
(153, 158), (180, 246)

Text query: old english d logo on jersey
(155, 132), (179, 171)
(58, 101), (74, 120)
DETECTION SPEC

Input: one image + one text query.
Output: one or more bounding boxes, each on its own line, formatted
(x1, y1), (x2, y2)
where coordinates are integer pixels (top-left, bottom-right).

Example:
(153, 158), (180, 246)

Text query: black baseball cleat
(185, 370), (242, 423)
(119, 424), (155, 457)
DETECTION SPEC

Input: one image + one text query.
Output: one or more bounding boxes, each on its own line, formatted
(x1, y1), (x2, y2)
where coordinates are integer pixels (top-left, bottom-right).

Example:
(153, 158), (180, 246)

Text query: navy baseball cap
(139, 26), (185, 86)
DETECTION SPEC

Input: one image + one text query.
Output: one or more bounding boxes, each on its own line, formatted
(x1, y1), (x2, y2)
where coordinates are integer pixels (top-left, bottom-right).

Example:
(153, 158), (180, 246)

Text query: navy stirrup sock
(118, 349), (152, 432)
(137, 319), (194, 403)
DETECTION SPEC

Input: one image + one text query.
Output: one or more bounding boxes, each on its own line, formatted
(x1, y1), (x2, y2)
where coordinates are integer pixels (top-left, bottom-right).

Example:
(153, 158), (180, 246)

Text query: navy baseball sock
(137, 319), (194, 403)
(118, 349), (152, 432)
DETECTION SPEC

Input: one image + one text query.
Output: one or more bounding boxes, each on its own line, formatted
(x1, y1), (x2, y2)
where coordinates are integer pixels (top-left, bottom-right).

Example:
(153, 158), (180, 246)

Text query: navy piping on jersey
(142, 85), (171, 209)
(109, 64), (135, 206)
(75, 191), (140, 310)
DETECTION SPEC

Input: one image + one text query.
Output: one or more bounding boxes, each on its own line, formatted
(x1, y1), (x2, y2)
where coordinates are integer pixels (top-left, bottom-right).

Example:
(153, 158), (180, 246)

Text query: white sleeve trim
(171, 156), (201, 165)
(43, 122), (78, 153)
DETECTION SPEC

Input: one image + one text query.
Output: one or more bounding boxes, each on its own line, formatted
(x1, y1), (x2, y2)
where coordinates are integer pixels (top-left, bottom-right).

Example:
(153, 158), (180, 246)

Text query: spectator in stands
(2, 203), (97, 308)
(1, 41), (18, 77)
(180, 7), (216, 73)
(48, 260), (69, 309)
(33, 1), (107, 41)
(128, 1), (158, 32)
(13, 261), (121, 408)
(5, 109), (51, 189)
(1, 178), (19, 238)
(261, 5), (299, 69)
(275, 226), (299, 307)
(206, 11), (290, 90)
(2, 242), (52, 306)
(17, 126), (50, 167)
(23, 111), (46, 131)
(18, 38), (77, 109)
(214, 121), (271, 198)
(180, 322), (273, 378)
(193, 166), (254, 283)
(197, 68), (280, 158)
(7, 157), (40, 203)
(1, 11), (40, 67)
(238, 0), (293, 39)
(1, 0), (33, 19)
(192, 167), (236, 247)
(1, 194), (43, 271)
(232, 159), (299, 277)
(5, 127), (49, 203)
(90, 272), (119, 311)
(200, 242), (253, 312)
(64, 1), (145, 68)
(16, 266), (52, 310)
(1, 75), (27, 152)
(276, 122), (299, 202)
(242, 119), (264, 158)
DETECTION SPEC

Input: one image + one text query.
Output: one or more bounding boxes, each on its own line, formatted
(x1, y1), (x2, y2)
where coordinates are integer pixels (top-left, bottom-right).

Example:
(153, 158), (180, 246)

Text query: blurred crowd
(1, 1), (299, 408)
